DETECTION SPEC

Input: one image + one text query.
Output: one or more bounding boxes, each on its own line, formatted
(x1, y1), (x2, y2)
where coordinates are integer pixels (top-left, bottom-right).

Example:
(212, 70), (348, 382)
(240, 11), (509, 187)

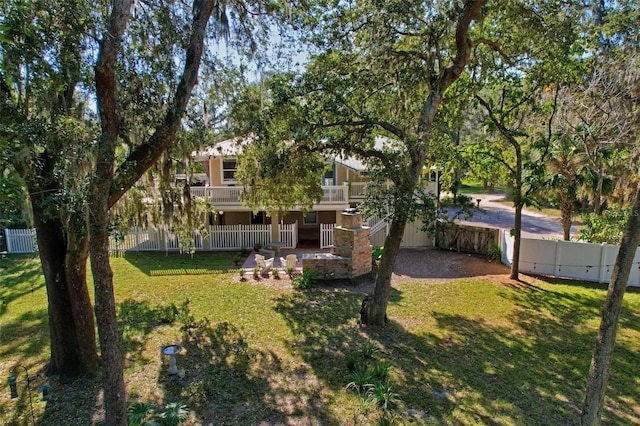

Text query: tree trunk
(510, 148), (523, 281)
(511, 203), (522, 281)
(65, 215), (99, 374)
(89, 203), (126, 426)
(29, 181), (98, 381)
(561, 197), (573, 241)
(361, 218), (407, 326)
(581, 189), (640, 425)
(594, 173), (604, 215)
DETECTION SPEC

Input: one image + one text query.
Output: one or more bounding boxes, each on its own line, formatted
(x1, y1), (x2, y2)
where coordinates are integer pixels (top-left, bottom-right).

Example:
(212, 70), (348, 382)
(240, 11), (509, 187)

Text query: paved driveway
(448, 192), (579, 239)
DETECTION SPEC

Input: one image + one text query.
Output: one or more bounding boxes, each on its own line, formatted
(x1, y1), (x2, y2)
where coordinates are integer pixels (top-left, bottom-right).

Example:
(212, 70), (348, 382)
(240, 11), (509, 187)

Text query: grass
(1, 252), (640, 425)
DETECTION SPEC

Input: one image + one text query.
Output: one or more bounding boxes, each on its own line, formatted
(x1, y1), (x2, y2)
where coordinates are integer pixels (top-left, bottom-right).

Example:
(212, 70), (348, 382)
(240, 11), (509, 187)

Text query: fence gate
(435, 221), (499, 255)
(320, 223), (335, 249)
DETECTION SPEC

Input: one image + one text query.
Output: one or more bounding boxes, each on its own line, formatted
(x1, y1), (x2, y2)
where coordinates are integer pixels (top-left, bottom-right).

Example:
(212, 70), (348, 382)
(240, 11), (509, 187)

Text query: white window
(222, 158), (237, 183)
(303, 211), (318, 225)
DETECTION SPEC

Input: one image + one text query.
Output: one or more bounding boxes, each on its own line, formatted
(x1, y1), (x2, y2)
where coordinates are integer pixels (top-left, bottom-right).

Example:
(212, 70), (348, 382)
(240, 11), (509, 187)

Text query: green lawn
(1, 252), (639, 425)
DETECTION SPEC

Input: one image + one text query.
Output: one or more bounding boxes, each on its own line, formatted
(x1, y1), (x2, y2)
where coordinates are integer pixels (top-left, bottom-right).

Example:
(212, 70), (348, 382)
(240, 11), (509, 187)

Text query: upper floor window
(222, 158), (237, 183)
(323, 165), (335, 186)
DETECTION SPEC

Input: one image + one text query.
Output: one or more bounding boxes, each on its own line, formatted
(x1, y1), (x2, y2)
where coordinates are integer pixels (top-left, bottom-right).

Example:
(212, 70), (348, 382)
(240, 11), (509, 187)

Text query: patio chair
(279, 254), (298, 270)
(254, 254), (274, 275)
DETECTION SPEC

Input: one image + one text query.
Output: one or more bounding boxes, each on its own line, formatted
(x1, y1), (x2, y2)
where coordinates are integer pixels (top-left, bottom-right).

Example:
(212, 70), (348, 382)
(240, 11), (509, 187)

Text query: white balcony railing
(191, 185), (349, 206)
(190, 186), (243, 205)
(349, 182), (368, 199)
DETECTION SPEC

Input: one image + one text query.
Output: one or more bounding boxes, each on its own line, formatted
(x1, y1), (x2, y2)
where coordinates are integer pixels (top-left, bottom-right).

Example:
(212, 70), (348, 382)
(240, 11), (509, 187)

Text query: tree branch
(109, 0), (216, 207)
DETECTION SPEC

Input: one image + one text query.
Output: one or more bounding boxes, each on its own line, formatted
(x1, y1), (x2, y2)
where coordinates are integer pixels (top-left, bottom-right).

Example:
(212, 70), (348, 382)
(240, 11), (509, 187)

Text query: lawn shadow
(120, 251), (237, 276)
(273, 282), (639, 424)
(0, 258), (46, 316)
(154, 303), (342, 425)
(0, 309), (101, 426)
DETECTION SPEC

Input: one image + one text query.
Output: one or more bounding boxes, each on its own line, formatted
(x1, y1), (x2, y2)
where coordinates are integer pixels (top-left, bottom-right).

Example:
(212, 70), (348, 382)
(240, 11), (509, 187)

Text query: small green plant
(285, 265), (294, 279)
(233, 253), (242, 266)
(126, 401), (190, 425)
(239, 246), (247, 256)
(252, 266), (260, 280)
(372, 246), (384, 264)
(361, 341), (382, 360)
(345, 366), (373, 394)
(488, 243), (502, 263)
(366, 380), (401, 412)
(271, 268), (280, 279)
(371, 360), (390, 381)
(238, 268), (246, 281)
(292, 269), (316, 289)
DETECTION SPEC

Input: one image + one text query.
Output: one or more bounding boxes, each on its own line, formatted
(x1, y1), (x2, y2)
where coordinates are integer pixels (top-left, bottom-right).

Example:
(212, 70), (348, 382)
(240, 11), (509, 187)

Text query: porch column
(271, 211), (280, 242)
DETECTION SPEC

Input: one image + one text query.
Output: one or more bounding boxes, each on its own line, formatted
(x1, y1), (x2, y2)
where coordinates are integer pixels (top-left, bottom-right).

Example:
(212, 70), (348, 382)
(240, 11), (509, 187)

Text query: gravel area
(391, 247), (510, 283)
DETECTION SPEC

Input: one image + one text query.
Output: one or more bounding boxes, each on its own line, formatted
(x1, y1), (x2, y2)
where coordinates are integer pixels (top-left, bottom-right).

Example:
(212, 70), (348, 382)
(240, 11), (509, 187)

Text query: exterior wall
(222, 212), (248, 225)
(319, 211), (338, 224)
(335, 164), (368, 185)
(210, 157), (223, 186)
(369, 220), (434, 248)
(303, 212), (372, 279)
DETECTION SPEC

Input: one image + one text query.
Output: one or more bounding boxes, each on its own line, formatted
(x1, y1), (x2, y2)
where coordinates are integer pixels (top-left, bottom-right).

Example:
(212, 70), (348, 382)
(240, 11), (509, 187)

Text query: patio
(241, 248), (330, 270)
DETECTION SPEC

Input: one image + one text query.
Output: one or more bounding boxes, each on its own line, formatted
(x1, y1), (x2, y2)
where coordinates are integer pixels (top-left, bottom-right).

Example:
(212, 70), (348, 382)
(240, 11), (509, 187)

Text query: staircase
(366, 214), (389, 236)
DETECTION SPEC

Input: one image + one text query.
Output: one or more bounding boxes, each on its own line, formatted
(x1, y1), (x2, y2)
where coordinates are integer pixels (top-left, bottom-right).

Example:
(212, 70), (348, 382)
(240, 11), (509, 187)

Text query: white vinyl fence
(501, 230), (640, 287)
(5, 222), (298, 254)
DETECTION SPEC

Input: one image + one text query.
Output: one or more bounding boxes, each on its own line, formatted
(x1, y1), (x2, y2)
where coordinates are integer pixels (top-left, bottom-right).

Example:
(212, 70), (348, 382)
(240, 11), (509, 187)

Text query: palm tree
(546, 136), (587, 240)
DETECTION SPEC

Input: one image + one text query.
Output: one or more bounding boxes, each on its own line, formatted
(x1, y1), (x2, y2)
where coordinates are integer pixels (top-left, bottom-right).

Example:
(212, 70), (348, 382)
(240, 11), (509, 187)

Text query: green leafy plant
(233, 253), (242, 266)
(361, 341), (382, 360)
(372, 246), (384, 264)
(292, 269), (316, 289)
(126, 401), (190, 425)
(578, 205), (630, 244)
(366, 380), (401, 412)
(238, 268), (246, 281)
(285, 265), (294, 279)
(271, 268), (280, 279)
(487, 243), (502, 263)
(157, 402), (190, 425)
(252, 266), (260, 280)
(371, 360), (390, 381)
(345, 366), (373, 395)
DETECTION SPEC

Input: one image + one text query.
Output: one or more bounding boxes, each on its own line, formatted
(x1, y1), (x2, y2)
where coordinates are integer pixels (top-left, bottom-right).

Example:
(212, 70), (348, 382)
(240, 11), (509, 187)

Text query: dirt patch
(391, 247), (510, 283)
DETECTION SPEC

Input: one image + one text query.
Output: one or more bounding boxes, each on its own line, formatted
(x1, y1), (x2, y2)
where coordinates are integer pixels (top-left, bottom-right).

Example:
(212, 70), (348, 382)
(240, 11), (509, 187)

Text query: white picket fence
(320, 223), (335, 248)
(4, 222), (298, 254)
(4, 228), (37, 253)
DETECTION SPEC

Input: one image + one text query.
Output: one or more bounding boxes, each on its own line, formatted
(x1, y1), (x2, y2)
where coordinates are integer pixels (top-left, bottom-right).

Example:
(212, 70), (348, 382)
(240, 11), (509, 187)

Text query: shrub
(285, 265), (294, 279)
(578, 205), (630, 244)
(252, 266), (260, 280)
(292, 269), (316, 289)
(126, 401), (190, 425)
(271, 268), (279, 279)
(488, 243), (502, 263)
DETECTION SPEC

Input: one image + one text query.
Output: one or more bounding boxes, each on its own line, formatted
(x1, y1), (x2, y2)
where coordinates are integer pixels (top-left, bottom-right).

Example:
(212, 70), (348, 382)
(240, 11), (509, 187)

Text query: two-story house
(189, 136), (439, 249)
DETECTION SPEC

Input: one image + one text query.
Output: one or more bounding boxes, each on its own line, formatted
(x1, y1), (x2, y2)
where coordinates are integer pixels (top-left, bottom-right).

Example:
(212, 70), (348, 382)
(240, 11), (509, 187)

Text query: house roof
(192, 136), (252, 160)
(193, 135), (398, 173)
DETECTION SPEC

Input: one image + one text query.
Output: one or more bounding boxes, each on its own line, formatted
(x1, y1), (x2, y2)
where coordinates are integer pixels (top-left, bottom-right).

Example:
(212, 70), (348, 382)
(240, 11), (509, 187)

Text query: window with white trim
(303, 211), (318, 225)
(222, 158), (237, 183)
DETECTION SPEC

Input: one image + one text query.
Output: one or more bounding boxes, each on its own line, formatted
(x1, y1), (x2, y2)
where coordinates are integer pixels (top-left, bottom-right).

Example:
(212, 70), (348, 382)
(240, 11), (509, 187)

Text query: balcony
(190, 185), (349, 208)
